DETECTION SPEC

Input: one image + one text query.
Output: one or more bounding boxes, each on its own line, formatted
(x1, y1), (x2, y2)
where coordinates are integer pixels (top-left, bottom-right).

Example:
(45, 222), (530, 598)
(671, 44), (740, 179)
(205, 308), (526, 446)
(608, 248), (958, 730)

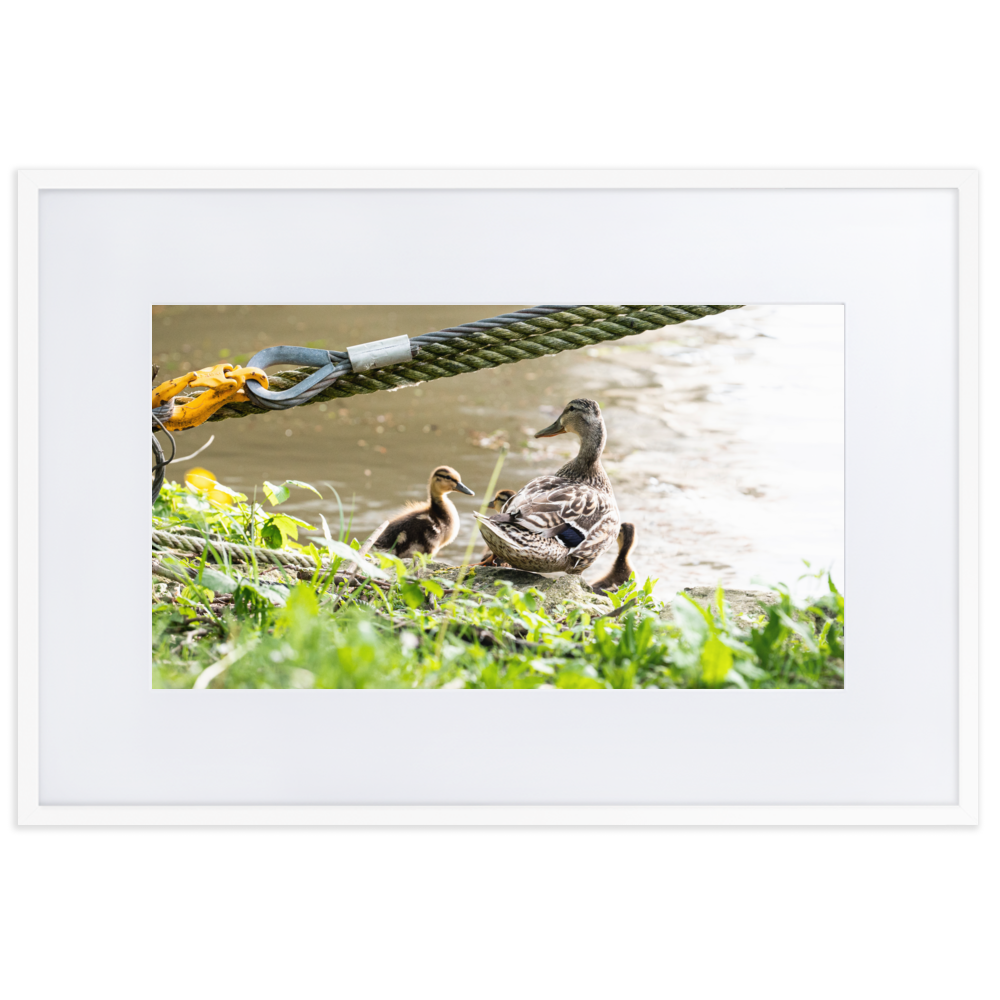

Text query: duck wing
(489, 477), (620, 557)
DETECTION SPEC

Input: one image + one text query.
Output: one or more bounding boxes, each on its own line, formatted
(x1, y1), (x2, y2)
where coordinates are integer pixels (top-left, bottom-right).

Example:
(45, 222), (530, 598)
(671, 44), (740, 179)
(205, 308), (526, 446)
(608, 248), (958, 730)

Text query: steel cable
(218, 304), (741, 420)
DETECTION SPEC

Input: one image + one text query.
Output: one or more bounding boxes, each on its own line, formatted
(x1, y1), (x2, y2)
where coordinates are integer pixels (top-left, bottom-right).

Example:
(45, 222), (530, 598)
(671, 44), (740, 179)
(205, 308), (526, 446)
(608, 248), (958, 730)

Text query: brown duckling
(490, 489), (517, 512)
(477, 489), (517, 566)
(592, 522), (636, 595)
(372, 465), (474, 559)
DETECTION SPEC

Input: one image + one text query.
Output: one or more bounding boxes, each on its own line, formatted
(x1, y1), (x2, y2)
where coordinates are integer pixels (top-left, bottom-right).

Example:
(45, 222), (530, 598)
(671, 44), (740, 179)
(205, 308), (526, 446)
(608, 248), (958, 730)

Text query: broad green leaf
(263, 481), (290, 506)
(672, 594), (710, 637)
(260, 522), (283, 549)
(273, 512), (313, 530)
(521, 590), (541, 613)
(200, 566), (237, 594)
(731, 659), (767, 681)
(284, 479), (322, 499)
(271, 514), (299, 545)
(678, 591), (716, 630)
(263, 479), (321, 506)
(269, 513), (305, 544)
(399, 581), (425, 609)
(701, 636), (733, 686)
(260, 583), (290, 605)
(376, 553), (407, 577)
(419, 579), (445, 599)
(238, 580), (289, 606)
(257, 513), (314, 548)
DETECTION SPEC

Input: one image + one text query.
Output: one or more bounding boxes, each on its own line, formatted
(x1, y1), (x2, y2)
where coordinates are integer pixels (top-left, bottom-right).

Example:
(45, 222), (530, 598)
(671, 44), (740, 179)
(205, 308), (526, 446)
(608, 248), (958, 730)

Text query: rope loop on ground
(152, 529), (324, 571)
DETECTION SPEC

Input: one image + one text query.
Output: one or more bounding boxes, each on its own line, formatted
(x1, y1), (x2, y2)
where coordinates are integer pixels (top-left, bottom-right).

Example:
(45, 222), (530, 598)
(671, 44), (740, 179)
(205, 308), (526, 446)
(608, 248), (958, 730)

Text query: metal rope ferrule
(346, 334), (413, 373)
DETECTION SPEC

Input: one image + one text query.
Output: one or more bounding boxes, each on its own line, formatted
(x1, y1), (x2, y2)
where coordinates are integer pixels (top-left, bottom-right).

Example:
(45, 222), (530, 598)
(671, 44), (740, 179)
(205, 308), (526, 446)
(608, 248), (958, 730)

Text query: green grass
(152, 476), (844, 690)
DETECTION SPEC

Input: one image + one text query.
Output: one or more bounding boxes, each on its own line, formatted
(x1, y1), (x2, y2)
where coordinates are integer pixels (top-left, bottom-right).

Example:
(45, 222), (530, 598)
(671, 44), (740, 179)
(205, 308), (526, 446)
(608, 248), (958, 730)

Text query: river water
(152, 304), (844, 599)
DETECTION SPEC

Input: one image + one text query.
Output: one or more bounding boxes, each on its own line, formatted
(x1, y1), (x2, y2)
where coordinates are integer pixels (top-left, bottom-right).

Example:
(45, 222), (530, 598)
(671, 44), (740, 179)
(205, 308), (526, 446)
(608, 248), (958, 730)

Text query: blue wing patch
(555, 525), (586, 548)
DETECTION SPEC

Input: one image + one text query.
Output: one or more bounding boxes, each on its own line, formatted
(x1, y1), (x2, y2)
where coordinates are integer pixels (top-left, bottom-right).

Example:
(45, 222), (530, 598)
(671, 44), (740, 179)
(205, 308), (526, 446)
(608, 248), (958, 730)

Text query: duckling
(372, 465), (474, 559)
(591, 522), (636, 595)
(477, 489), (517, 566)
(475, 398), (620, 574)
(490, 488), (517, 511)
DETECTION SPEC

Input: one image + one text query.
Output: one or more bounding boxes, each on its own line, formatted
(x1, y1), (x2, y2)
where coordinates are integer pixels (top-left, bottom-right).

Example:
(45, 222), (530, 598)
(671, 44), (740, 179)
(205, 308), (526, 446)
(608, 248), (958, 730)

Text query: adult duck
(475, 399), (620, 574)
(373, 465), (474, 558)
(592, 522), (636, 594)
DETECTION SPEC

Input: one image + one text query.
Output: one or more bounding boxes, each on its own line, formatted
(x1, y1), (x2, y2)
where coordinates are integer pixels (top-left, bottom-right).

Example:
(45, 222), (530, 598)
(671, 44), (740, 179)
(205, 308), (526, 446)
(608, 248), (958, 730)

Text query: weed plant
(152, 477), (844, 690)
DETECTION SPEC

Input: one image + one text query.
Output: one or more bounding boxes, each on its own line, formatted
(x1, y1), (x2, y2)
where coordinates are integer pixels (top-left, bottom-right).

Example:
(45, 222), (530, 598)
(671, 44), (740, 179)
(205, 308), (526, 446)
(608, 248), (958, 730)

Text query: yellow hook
(152, 363), (268, 431)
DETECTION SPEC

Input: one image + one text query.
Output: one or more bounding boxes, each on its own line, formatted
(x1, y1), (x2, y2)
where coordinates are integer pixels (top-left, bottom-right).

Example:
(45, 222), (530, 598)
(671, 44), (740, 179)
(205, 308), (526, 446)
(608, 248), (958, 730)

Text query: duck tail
(475, 513), (525, 551)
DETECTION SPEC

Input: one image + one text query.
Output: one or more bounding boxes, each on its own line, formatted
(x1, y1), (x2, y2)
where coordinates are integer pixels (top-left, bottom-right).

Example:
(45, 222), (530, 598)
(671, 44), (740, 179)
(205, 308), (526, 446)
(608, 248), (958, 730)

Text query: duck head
(429, 465), (475, 498)
(489, 488), (516, 512)
(535, 398), (604, 439)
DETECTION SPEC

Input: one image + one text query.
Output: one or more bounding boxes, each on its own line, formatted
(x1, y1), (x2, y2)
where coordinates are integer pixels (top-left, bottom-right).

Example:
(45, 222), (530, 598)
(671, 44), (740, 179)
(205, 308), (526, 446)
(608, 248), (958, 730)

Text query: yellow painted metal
(151, 372), (198, 408)
(152, 363), (268, 431)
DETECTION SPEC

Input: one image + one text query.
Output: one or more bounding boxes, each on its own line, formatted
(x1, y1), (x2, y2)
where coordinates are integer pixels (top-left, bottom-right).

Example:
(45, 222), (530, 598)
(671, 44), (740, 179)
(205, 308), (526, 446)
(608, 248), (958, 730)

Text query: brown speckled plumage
(475, 399), (619, 575)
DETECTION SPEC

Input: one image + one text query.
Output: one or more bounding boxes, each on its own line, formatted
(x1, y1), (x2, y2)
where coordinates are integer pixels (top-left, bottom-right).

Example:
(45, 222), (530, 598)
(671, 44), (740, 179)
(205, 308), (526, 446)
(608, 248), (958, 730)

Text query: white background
(36, 187), (957, 808)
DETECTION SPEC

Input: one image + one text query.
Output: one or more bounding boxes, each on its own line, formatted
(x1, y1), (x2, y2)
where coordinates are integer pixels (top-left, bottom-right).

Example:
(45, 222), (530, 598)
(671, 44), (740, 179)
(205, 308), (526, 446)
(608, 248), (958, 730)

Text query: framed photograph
(18, 169), (977, 824)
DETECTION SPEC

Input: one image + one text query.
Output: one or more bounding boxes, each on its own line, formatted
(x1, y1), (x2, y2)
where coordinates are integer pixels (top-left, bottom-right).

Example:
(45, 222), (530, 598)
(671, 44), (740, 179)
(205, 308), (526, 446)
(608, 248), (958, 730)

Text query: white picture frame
(18, 171), (978, 824)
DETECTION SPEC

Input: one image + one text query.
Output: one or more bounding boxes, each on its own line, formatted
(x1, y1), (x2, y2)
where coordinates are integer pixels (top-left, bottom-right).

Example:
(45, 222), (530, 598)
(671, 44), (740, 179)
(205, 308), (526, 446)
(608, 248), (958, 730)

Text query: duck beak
(455, 482), (475, 496)
(535, 418), (566, 438)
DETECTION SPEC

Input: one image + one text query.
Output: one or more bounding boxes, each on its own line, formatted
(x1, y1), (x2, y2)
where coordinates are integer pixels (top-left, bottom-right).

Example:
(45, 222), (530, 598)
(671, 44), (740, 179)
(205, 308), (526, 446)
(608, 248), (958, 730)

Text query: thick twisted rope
(153, 529), (321, 570)
(207, 304), (741, 421)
